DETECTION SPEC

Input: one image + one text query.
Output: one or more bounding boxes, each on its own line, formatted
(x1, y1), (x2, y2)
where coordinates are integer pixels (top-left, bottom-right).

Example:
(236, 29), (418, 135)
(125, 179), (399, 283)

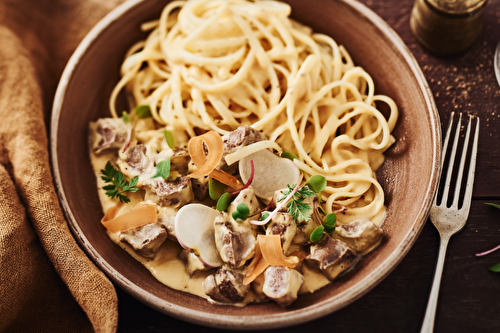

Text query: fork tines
(436, 112), (479, 210)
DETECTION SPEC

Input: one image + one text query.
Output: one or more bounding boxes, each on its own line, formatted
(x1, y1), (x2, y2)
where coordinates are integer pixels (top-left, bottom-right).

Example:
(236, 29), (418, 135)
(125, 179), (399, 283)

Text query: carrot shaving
(101, 202), (157, 233)
(188, 131), (224, 179)
(243, 234), (298, 285)
(259, 234), (298, 268)
(188, 131), (243, 189)
(243, 241), (269, 285)
(209, 168), (242, 189)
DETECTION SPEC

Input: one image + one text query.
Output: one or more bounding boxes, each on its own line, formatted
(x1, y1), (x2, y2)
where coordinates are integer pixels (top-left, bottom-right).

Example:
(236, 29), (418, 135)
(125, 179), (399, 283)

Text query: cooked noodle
(109, 0), (398, 225)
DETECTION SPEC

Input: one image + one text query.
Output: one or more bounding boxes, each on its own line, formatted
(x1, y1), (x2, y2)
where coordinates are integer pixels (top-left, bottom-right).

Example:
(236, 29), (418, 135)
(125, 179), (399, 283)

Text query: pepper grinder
(410, 0), (488, 55)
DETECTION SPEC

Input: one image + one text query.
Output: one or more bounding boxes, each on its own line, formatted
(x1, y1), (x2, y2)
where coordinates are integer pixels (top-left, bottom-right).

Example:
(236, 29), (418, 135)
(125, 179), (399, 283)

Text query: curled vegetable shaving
(188, 131), (223, 178)
(243, 235), (298, 285)
(188, 131), (242, 189)
(101, 202), (157, 233)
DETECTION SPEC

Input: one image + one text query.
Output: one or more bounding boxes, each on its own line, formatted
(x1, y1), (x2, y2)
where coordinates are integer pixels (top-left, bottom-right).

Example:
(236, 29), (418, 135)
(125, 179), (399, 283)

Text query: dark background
(117, 1), (500, 332)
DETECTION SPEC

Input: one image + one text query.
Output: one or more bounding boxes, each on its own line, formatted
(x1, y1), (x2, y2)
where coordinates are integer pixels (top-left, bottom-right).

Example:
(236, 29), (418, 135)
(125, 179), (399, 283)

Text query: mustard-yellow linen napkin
(0, 1), (124, 331)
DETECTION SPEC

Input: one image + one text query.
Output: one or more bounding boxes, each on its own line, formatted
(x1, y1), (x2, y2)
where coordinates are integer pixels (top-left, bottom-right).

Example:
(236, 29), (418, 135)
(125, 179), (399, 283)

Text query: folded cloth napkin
(0, 1), (124, 332)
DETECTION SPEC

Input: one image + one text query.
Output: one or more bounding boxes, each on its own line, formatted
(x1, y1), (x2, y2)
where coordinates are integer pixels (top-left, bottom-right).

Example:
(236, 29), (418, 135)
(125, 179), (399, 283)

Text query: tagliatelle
(109, 0), (398, 225)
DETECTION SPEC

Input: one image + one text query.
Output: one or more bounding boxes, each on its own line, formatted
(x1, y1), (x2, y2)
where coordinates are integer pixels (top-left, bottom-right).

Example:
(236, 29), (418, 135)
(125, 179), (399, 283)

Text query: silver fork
(420, 112), (480, 333)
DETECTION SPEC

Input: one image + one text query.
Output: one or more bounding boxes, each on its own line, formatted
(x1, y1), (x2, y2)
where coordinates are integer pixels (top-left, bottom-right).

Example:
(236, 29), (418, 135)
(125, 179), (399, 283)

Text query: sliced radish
(174, 203), (223, 267)
(239, 150), (301, 201)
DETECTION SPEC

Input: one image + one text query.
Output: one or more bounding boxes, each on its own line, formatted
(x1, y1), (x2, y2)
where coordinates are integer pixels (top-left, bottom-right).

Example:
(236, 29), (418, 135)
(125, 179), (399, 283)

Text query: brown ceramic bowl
(51, 0), (441, 329)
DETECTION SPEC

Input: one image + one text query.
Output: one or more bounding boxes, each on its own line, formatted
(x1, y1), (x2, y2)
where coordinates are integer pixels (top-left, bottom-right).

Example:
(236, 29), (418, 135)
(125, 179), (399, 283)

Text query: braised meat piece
(204, 267), (250, 303)
(90, 118), (130, 154)
(214, 188), (259, 268)
(179, 250), (210, 275)
(332, 218), (383, 255)
(262, 266), (304, 307)
(222, 125), (267, 155)
(119, 223), (167, 259)
(306, 235), (358, 280)
(157, 207), (177, 241)
(145, 175), (194, 208)
(265, 212), (296, 253)
(117, 144), (154, 180)
(214, 213), (256, 268)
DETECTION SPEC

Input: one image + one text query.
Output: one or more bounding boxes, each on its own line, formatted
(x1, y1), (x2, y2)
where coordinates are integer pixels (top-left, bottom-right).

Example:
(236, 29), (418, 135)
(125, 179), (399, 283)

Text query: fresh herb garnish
(164, 129), (175, 148)
(279, 184), (315, 222)
(310, 225), (325, 243)
(281, 151), (299, 161)
(476, 202), (500, 271)
(307, 175), (327, 193)
(209, 178), (226, 200)
(152, 159), (171, 179)
(216, 192), (233, 211)
(100, 161), (139, 203)
(259, 212), (270, 221)
(135, 105), (152, 119)
(121, 111), (131, 123)
(323, 213), (337, 233)
(232, 203), (250, 221)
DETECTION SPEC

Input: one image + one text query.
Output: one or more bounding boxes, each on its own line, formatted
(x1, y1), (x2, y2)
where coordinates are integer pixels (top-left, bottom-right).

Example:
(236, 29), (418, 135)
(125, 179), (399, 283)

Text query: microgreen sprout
(232, 203), (250, 221)
(476, 202), (500, 272)
(164, 129), (175, 148)
(216, 192), (233, 211)
(135, 104), (152, 119)
(259, 212), (270, 221)
(310, 225), (324, 243)
(281, 151), (299, 161)
(121, 111), (131, 123)
(152, 158), (171, 179)
(323, 213), (337, 233)
(307, 175), (327, 193)
(209, 178), (226, 200)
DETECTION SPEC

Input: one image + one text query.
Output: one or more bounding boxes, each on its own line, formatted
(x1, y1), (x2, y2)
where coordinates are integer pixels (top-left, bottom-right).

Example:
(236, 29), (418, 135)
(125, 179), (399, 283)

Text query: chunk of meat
(179, 250), (210, 275)
(219, 125), (267, 171)
(117, 144), (154, 180)
(145, 175), (194, 208)
(263, 266), (304, 307)
(119, 223), (167, 258)
(90, 118), (131, 154)
(332, 218), (383, 255)
(222, 125), (267, 155)
(204, 267), (250, 303)
(265, 212), (296, 253)
(227, 187), (260, 222)
(214, 213), (256, 268)
(306, 235), (358, 280)
(157, 206), (177, 241)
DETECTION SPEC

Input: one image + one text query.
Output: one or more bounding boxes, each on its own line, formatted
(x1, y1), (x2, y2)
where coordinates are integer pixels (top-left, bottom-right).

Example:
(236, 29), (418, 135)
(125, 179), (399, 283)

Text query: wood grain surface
(116, 1), (500, 332)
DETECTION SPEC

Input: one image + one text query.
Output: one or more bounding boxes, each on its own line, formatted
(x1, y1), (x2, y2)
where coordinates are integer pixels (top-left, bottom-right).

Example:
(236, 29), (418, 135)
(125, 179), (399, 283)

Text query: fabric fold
(0, 0), (125, 332)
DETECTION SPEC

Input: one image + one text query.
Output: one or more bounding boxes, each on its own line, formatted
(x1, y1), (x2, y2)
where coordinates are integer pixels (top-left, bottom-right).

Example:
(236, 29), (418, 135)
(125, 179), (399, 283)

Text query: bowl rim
(50, 0), (441, 329)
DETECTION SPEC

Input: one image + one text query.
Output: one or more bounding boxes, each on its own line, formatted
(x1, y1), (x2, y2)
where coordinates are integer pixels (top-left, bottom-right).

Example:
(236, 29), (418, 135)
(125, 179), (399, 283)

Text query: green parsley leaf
(164, 129), (175, 149)
(280, 184), (316, 222)
(135, 105), (152, 119)
(121, 111), (131, 123)
(100, 161), (138, 203)
(152, 159), (171, 179)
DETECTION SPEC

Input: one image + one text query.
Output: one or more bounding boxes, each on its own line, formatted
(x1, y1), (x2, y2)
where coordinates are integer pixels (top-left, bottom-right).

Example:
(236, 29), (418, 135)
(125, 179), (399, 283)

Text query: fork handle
(420, 235), (450, 333)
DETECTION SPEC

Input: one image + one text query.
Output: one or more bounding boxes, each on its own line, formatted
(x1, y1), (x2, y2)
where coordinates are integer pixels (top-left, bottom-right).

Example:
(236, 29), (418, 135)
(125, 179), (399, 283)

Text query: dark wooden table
(117, 1), (500, 332)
